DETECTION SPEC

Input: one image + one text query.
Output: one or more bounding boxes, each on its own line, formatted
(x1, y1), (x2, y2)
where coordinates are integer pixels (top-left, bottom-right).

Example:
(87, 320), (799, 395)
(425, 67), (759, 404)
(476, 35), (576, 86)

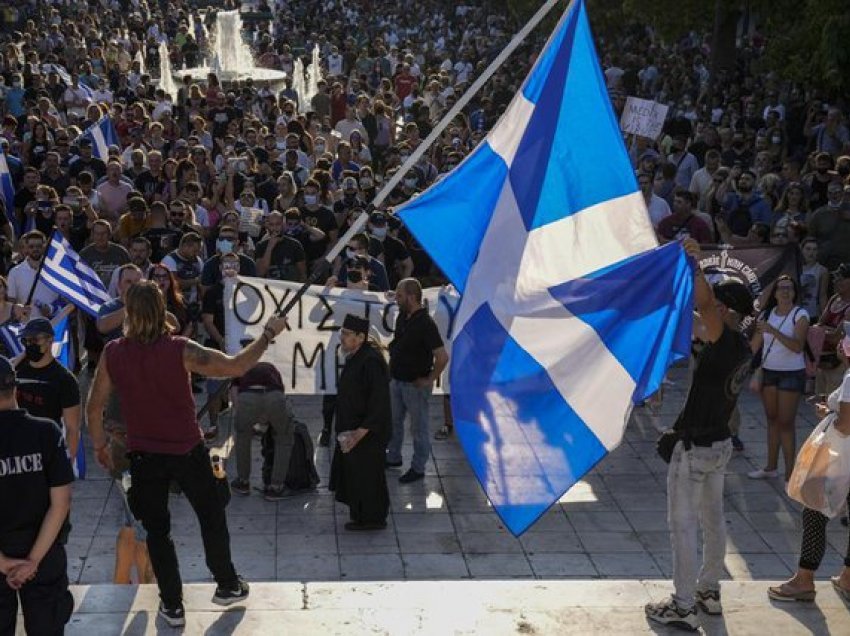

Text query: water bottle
(121, 470), (132, 492)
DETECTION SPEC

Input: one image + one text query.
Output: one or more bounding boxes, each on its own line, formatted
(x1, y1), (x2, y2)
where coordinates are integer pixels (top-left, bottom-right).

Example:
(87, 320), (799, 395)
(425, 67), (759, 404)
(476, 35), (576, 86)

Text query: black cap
(369, 211), (387, 225)
(342, 314), (369, 335)
(712, 279), (753, 315)
(19, 317), (54, 339)
(0, 356), (16, 390)
(78, 137), (93, 148)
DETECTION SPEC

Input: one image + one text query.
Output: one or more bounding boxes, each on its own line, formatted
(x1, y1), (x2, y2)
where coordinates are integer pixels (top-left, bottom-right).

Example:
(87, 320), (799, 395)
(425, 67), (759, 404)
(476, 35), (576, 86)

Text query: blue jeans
(386, 380), (432, 473)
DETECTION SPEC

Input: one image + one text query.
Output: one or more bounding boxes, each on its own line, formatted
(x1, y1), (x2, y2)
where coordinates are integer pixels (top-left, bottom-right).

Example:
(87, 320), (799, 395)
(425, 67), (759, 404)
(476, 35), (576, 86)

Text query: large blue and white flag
(41, 63), (94, 98)
(397, 0), (694, 535)
(0, 150), (15, 231)
(75, 117), (119, 160)
(40, 232), (111, 318)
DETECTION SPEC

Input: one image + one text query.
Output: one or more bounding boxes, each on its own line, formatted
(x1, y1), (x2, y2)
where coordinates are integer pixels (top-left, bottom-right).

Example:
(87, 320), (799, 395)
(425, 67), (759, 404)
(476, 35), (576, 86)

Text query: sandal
(767, 583), (816, 602)
(434, 425), (453, 440)
(831, 577), (850, 603)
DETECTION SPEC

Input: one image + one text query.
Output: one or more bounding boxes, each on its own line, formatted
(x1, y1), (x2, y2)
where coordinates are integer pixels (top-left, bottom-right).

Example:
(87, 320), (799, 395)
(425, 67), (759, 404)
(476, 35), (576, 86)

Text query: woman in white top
(749, 275), (810, 481)
(768, 336), (850, 602)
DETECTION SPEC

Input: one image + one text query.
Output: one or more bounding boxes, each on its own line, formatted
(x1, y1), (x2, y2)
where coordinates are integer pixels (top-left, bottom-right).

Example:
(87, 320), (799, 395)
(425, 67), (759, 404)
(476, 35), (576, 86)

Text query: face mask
(370, 226), (387, 239)
(216, 239), (234, 254)
(771, 136), (781, 145)
(314, 144), (325, 154)
(360, 178), (373, 188)
(404, 178), (417, 188)
(304, 194), (318, 205)
(24, 343), (44, 362)
(347, 270), (364, 284)
(817, 167), (829, 175)
(345, 248), (357, 260)
(12, 82), (21, 88)
(399, 154), (410, 162)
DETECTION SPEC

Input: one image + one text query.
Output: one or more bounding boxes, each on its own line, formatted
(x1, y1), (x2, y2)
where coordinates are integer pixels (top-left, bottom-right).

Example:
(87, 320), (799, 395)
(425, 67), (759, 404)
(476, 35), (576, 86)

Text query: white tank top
(763, 307), (808, 371)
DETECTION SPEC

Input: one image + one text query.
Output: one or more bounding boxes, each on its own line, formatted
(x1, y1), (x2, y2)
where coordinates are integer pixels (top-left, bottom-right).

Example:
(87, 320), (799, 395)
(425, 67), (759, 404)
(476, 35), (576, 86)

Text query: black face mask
(24, 343), (44, 362)
(347, 270), (364, 284)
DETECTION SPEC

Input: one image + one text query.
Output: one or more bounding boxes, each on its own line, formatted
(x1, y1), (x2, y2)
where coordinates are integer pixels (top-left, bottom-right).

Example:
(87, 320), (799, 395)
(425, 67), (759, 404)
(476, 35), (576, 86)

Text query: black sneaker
(385, 459), (403, 468)
(731, 435), (744, 451)
(158, 601), (186, 627)
(263, 485), (294, 501)
(212, 577), (250, 606)
(318, 429), (330, 447)
(399, 468), (425, 483)
(230, 479), (250, 496)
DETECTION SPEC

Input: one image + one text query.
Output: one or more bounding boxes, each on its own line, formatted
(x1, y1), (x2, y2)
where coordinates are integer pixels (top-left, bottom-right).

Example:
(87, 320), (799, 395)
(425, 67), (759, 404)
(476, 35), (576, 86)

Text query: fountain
(304, 44), (322, 105)
(134, 49), (145, 76)
(292, 57), (306, 108)
(178, 9), (286, 89)
(158, 41), (178, 100)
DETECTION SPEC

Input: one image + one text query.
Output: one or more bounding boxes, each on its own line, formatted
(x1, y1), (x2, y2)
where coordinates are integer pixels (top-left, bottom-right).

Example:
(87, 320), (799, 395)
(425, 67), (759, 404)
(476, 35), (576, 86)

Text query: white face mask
(314, 143), (325, 155)
(370, 226), (387, 239)
(360, 178), (373, 188)
(304, 194), (318, 205)
(404, 178), (417, 188)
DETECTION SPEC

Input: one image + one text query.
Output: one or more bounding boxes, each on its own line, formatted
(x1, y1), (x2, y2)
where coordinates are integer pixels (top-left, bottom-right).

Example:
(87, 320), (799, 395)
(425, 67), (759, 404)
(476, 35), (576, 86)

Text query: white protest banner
(224, 276), (460, 394)
(620, 96), (669, 140)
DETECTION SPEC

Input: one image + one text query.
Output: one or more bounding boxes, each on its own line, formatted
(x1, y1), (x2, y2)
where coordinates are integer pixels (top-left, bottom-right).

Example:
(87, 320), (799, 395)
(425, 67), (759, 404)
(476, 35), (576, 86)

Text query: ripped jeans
(667, 438), (733, 610)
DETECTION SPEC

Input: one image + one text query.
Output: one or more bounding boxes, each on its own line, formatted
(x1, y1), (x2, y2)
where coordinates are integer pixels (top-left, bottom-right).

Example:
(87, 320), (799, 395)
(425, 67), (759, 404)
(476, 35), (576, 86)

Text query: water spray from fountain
(134, 49), (146, 76)
(158, 41), (178, 101)
(304, 44), (322, 105)
(293, 57), (306, 108)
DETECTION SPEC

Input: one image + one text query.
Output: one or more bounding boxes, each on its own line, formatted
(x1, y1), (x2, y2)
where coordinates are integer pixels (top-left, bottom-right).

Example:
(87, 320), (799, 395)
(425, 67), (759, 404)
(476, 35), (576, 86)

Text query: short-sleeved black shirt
(16, 360), (81, 426)
(0, 409), (74, 547)
(299, 205), (337, 263)
(254, 235), (306, 282)
(368, 235), (410, 287)
(201, 282), (226, 349)
(674, 324), (751, 444)
(389, 308), (444, 382)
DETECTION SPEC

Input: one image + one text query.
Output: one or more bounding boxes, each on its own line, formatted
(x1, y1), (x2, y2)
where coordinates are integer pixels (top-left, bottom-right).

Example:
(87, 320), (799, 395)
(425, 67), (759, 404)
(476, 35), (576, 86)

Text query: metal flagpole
(272, 0), (569, 319)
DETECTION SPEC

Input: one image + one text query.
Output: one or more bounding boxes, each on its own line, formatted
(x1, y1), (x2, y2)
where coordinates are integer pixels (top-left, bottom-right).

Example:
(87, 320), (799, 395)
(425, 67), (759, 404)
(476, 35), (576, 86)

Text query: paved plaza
(46, 365), (850, 633)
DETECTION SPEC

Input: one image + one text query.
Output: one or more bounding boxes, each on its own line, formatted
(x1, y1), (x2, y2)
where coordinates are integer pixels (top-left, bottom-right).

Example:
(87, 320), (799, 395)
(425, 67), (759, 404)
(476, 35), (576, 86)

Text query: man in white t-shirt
(7, 231), (60, 319)
(689, 150), (721, 209)
(638, 171), (671, 228)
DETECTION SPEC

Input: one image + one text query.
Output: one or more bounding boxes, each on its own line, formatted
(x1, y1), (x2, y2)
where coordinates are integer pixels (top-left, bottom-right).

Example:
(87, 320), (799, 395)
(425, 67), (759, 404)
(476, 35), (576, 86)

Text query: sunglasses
(152, 272), (170, 280)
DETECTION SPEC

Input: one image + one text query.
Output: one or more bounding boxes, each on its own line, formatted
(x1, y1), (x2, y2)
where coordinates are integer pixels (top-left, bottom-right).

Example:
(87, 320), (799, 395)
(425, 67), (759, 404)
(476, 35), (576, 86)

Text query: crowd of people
(0, 0), (849, 632)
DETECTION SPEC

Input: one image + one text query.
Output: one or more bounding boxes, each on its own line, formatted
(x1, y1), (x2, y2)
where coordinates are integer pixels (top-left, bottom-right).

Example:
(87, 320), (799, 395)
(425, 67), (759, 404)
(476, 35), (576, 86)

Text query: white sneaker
(645, 597), (699, 631)
(696, 589), (722, 615)
(748, 468), (779, 479)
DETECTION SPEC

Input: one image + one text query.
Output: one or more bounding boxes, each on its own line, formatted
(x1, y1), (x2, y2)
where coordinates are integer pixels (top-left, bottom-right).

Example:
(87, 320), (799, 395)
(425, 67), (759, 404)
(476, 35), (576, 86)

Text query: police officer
(0, 355), (75, 634)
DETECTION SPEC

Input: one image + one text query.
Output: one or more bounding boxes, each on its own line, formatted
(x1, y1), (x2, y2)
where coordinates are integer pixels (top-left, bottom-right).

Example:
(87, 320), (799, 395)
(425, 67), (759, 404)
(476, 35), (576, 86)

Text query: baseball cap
(78, 138), (93, 148)
(712, 279), (753, 315)
(174, 139), (188, 149)
(0, 356), (16, 390)
(369, 211), (387, 225)
(19, 317), (54, 339)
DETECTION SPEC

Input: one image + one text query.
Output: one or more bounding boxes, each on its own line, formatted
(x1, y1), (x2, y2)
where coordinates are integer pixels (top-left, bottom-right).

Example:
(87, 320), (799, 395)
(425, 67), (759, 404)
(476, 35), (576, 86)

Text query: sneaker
(230, 479), (250, 496)
(747, 468), (778, 479)
(731, 435), (744, 451)
(384, 459), (403, 468)
(158, 601), (186, 628)
(212, 577), (250, 606)
(203, 425), (219, 441)
(263, 485), (293, 501)
(695, 589), (722, 615)
(318, 429), (330, 447)
(399, 468), (425, 483)
(644, 598), (699, 631)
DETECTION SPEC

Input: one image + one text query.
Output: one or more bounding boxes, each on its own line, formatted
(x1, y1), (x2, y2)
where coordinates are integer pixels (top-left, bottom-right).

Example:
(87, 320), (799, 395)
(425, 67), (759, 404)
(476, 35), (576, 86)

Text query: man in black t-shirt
(367, 212), (413, 288)
(15, 318), (81, 462)
(255, 211), (307, 282)
(299, 179), (337, 264)
(0, 355), (75, 635)
(646, 240), (753, 631)
(385, 278), (449, 483)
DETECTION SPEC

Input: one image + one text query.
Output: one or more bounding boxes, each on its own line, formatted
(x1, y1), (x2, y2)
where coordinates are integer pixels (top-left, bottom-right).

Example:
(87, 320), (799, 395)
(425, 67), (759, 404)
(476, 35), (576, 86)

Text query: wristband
(259, 333), (272, 347)
(263, 327), (276, 340)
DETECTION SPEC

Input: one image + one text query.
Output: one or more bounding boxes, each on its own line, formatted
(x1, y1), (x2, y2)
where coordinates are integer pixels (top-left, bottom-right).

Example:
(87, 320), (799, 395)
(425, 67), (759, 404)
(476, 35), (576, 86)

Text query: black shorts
(762, 368), (807, 393)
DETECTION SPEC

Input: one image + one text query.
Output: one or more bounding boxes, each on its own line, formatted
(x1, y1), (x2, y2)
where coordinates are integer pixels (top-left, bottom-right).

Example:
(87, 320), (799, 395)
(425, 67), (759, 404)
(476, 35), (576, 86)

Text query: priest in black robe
(329, 314), (392, 530)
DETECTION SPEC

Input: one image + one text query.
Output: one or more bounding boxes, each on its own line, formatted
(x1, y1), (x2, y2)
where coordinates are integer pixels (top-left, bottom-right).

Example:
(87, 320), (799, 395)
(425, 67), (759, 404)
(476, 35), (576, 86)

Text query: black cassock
(329, 343), (391, 524)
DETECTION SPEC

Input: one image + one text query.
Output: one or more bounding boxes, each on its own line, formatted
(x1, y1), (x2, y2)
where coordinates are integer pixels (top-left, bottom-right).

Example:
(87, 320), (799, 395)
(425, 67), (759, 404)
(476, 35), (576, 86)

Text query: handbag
(749, 309), (794, 392)
(656, 429), (681, 464)
(786, 414), (850, 518)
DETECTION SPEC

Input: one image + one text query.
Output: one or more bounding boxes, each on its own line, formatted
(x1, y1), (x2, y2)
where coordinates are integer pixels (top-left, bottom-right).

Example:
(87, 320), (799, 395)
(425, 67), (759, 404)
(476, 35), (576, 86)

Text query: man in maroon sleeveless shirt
(86, 281), (287, 628)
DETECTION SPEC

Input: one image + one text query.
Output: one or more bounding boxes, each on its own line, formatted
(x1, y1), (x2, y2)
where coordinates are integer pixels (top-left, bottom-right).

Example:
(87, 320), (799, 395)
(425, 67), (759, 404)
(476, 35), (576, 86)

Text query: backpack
(261, 420), (320, 491)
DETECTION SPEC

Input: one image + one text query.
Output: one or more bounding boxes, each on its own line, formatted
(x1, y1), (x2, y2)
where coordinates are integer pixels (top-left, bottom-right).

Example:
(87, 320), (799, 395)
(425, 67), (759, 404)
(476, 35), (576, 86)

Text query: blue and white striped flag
(75, 117), (119, 160)
(50, 314), (85, 478)
(40, 232), (111, 318)
(397, 0), (694, 535)
(41, 63), (94, 98)
(0, 321), (24, 357)
(0, 150), (15, 231)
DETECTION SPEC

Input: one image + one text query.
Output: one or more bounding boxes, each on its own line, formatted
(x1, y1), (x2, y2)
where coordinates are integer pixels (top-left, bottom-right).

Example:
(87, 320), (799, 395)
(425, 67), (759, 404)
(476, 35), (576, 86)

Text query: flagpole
(273, 0), (570, 318)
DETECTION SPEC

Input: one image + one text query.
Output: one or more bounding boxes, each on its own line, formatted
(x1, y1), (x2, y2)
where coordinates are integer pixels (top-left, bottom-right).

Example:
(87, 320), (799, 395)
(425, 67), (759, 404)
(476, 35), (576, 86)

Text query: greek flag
(40, 232), (111, 318)
(0, 150), (15, 231)
(397, 0), (694, 535)
(0, 322), (24, 357)
(76, 117), (119, 160)
(42, 63), (94, 98)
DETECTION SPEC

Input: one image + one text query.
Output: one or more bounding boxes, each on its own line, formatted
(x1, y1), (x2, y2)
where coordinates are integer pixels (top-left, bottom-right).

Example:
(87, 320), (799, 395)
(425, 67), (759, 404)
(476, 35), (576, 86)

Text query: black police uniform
(0, 401), (75, 634)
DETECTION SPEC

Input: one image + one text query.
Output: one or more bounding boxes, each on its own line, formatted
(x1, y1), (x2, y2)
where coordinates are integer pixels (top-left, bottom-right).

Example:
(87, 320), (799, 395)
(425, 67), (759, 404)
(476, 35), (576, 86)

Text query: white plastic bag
(787, 414), (850, 518)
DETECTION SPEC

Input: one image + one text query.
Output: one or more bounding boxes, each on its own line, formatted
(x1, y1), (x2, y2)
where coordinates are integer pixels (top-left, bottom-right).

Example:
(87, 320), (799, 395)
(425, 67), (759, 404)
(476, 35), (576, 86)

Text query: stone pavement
(47, 365), (850, 633)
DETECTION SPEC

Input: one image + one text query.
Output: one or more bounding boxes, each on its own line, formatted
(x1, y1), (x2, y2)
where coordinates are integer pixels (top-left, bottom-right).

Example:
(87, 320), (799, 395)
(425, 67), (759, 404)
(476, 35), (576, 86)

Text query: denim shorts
(762, 368), (806, 393)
